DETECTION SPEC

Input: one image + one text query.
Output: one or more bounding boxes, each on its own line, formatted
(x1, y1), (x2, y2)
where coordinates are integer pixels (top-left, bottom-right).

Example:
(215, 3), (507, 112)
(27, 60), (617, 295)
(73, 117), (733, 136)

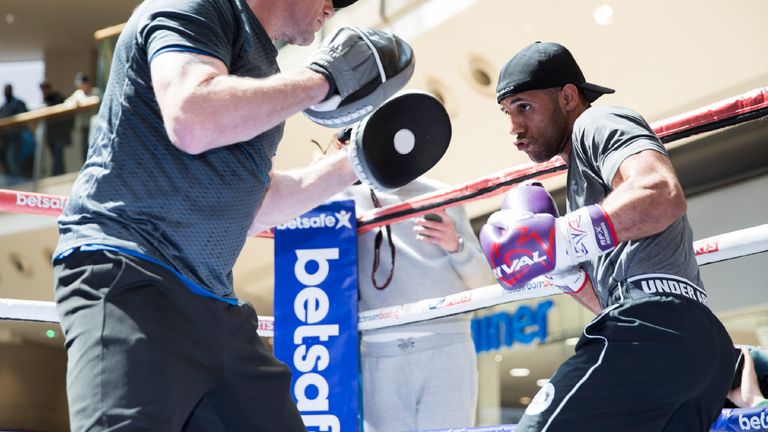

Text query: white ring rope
(3, 224), (767, 333)
(0, 298), (59, 323)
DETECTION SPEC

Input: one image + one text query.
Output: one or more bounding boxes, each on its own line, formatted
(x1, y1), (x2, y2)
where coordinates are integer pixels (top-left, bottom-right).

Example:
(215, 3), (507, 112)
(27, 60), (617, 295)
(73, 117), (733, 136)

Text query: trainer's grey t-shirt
(567, 106), (702, 308)
(56, 0), (283, 298)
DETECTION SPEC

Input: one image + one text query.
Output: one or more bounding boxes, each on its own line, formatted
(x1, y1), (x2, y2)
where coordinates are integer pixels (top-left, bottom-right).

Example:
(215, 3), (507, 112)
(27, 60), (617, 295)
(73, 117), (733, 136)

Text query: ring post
(274, 199), (359, 432)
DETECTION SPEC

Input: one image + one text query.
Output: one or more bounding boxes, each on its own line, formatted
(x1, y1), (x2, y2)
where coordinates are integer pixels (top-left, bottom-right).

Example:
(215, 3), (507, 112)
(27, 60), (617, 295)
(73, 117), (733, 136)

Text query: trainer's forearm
(176, 69), (328, 153)
(249, 152), (358, 234)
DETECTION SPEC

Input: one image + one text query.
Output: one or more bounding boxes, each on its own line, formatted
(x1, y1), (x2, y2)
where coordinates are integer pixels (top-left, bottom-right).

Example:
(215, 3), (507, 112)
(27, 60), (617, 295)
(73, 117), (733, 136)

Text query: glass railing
(0, 96), (99, 189)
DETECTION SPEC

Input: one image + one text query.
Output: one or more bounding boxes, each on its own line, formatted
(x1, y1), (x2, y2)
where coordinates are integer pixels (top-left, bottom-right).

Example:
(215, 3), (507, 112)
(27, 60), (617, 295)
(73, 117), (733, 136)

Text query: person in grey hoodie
(339, 177), (492, 432)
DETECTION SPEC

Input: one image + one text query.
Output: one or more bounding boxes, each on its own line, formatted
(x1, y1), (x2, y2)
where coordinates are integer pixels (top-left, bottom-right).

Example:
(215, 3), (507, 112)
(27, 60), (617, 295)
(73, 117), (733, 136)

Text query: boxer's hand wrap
(479, 182), (615, 291)
(305, 26), (415, 127)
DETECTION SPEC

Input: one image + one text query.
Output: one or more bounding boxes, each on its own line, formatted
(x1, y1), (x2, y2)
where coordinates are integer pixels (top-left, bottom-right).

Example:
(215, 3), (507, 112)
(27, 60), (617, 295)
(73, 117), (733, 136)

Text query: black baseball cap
(496, 41), (614, 103)
(333, 0), (358, 8)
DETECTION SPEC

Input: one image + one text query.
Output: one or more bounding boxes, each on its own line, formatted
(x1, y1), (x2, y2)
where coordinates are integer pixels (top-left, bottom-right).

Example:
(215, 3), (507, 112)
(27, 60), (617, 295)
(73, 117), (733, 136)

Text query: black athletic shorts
(516, 279), (734, 432)
(54, 249), (305, 432)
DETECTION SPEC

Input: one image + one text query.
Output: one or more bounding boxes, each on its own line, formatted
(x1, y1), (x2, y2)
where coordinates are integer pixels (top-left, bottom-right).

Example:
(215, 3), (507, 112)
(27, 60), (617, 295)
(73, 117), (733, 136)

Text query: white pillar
(476, 352), (501, 426)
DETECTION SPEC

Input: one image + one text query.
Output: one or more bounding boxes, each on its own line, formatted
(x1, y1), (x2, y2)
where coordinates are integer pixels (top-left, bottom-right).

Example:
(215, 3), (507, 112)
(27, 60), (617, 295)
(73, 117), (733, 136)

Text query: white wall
(687, 175), (768, 312)
(0, 60), (45, 109)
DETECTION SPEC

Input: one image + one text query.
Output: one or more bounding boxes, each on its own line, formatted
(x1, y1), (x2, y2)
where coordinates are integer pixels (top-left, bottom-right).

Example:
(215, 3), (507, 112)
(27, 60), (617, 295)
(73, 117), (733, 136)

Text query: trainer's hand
(305, 26), (415, 127)
(413, 210), (460, 253)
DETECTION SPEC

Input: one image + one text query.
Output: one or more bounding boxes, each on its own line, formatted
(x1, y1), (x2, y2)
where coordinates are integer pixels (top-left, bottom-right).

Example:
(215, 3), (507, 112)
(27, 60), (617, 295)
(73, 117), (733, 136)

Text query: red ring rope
(2, 87), (767, 235)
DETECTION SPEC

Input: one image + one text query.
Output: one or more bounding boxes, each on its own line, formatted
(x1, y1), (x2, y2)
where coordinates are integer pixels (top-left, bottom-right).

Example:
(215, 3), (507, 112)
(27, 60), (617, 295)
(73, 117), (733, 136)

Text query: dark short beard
(531, 95), (569, 162)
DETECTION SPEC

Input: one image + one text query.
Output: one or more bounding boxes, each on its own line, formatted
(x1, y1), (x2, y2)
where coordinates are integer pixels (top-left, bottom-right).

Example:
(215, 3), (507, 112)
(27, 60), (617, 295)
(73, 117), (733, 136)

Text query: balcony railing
(0, 96), (100, 189)
(0, 0), (432, 191)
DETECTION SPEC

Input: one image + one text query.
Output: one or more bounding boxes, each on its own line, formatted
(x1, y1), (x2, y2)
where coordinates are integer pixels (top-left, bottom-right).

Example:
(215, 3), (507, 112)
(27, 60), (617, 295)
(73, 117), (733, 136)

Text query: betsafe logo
(739, 411), (768, 430)
(276, 210), (352, 231)
(16, 192), (67, 209)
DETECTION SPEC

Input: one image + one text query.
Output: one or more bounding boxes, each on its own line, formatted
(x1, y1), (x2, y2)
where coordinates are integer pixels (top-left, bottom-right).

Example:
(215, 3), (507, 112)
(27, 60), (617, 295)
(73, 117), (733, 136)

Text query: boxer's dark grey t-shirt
(56, 0), (283, 298)
(566, 106), (703, 308)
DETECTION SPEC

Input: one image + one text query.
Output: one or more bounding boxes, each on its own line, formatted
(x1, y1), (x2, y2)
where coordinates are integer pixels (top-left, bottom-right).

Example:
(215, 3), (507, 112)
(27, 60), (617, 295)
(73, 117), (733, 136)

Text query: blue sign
(471, 300), (553, 353)
(711, 407), (768, 431)
(274, 200), (358, 432)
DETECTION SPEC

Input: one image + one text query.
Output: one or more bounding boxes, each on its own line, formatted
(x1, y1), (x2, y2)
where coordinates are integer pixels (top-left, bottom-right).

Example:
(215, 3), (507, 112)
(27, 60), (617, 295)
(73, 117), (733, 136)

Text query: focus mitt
(347, 90), (450, 192)
(305, 26), (415, 127)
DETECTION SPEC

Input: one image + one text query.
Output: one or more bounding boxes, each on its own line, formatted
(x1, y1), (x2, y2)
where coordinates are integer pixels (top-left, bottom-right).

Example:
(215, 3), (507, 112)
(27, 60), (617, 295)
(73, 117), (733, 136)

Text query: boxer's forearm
(570, 279), (601, 314)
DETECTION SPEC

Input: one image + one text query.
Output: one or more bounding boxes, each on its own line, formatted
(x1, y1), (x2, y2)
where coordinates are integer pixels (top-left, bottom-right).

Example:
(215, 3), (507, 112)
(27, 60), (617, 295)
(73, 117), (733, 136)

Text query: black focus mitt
(347, 91), (451, 191)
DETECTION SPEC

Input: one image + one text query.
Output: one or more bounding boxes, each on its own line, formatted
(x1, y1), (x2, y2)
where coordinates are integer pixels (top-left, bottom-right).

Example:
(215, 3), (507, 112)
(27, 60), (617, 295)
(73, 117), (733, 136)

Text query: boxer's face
(499, 88), (570, 163)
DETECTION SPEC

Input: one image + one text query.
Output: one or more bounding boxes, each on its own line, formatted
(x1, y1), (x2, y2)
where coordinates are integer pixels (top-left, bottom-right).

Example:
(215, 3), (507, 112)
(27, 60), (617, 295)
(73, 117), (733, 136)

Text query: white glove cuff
(556, 204), (617, 265)
(545, 268), (587, 294)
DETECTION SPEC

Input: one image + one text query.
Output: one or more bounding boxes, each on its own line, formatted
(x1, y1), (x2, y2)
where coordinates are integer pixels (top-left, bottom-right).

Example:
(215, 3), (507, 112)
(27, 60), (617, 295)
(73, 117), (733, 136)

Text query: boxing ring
(2, 86), (768, 431)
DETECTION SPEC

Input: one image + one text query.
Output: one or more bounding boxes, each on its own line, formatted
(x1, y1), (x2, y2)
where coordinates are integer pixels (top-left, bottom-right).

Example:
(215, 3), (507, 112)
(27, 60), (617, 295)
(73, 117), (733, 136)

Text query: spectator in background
(332, 149), (491, 431)
(68, 72), (99, 101)
(728, 347), (768, 409)
(40, 80), (73, 175)
(66, 72), (99, 162)
(0, 83), (33, 182)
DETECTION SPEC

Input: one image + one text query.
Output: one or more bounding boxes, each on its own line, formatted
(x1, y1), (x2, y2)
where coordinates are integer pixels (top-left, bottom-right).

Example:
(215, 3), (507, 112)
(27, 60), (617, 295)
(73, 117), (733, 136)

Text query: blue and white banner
(711, 407), (768, 431)
(274, 200), (359, 432)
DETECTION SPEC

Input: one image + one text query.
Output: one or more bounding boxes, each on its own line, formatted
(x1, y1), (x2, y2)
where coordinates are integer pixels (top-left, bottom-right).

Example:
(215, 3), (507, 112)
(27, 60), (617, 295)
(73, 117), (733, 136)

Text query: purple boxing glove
(501, 181), (559, 216)
(479, 182), (617, 292)
(479, 210), (557, 289)
(509, 182), (589, 293)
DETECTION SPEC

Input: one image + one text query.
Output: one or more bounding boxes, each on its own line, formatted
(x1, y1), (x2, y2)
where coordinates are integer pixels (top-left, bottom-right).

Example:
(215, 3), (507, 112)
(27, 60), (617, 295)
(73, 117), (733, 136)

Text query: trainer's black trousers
(54, 249), (306, 432)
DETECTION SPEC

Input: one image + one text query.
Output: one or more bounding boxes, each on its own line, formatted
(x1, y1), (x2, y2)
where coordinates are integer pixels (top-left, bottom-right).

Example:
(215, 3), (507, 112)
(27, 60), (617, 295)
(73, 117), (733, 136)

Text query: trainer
(480, 41), (735, 431)
(52, 0), (424, 430)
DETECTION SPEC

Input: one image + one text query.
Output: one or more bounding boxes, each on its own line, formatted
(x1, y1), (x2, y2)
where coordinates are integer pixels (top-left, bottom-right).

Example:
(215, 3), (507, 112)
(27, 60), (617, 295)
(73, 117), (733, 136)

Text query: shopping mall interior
(1, 0), (768, 430)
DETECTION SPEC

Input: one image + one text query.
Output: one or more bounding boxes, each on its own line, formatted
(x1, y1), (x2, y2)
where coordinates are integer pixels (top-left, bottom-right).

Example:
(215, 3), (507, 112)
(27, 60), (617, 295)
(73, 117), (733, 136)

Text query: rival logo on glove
(491, 249), (548, 282)
(485, 224), (555, 289)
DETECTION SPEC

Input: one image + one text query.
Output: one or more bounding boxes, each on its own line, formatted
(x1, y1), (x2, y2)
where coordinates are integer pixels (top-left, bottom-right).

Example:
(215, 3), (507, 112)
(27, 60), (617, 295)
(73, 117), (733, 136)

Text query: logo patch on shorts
(525, 382), (555, 416)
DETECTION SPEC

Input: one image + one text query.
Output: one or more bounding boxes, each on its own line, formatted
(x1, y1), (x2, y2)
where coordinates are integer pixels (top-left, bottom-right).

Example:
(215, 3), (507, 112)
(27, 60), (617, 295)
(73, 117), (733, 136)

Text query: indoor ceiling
(0, 0), (142, 62)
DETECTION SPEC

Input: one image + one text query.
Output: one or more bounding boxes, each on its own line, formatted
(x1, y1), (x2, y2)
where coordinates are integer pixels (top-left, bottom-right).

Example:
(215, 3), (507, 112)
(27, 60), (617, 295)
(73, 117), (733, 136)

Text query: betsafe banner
(711, 407), (768, 431)
(274, 200), (359, 432)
